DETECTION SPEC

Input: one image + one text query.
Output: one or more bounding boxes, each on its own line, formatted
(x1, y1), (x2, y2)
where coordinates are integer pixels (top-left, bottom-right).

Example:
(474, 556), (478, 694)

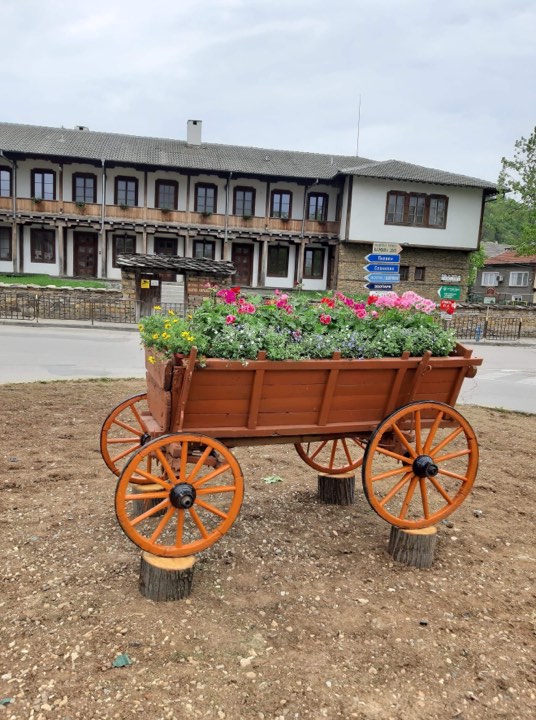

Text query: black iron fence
(447, 315), (522, 341)
(0, 292), (185, 324)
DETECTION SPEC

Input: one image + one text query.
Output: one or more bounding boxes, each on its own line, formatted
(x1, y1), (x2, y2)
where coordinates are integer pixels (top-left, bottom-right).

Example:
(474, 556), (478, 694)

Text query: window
(399, 265), (409, 281)
(193, 239), (215, 259)
(30, 229), (56, 263)
(73, 173), (97, 203)
(270, 190), (292, 219)
(303, 247), (325, 279)
(414, 266), (426, 281)
(267, 244), (289, 277)
(0, 227), (11, 260)
(509, 271), (529, 287)
(233, 187), (255, 217)
(385, 192), (448, 228)
(307, 193), (328, 222)
(481, 272), (499, 286)
(155, 180), (178, 210)
(31, 169), (56, 200)
(154, 237), (177, 256)
(194, 183), (217, 214)
(113, 234), (136, 267)
(0, 167), (11, 197)
(115, 176), (138, 207)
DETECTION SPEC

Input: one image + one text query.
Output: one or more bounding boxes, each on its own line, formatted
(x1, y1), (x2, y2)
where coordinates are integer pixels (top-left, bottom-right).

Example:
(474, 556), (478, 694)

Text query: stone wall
(337, 243), (471, 301)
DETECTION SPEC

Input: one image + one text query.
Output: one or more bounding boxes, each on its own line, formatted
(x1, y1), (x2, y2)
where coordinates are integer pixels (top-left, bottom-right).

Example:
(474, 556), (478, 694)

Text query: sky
(1, 0), (535, 183)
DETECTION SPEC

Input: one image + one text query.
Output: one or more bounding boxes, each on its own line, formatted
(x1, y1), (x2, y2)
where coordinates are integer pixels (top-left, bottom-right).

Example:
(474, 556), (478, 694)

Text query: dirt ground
(1, 378), (535, 720)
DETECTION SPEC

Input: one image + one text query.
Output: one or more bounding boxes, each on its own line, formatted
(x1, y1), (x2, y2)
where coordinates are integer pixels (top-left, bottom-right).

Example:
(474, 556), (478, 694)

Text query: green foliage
(482, 196), (529, 246)
(0, 274), (105, 288)
(498, 127), (536, 253)
(468, 247), (486, 286)
(139, 289), (456, 362)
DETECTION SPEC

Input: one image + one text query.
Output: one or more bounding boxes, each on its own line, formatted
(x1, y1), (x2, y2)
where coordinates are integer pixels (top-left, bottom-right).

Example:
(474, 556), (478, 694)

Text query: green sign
(438, 285), (461, 300)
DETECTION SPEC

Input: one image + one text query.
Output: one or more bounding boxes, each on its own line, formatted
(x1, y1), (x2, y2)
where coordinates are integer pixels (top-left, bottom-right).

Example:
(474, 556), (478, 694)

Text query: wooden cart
(101, 344), (482, 557)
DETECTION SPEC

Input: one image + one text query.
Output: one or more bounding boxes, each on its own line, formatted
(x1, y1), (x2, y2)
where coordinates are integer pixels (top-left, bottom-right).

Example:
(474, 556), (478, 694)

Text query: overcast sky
(2, 0), (535, 182)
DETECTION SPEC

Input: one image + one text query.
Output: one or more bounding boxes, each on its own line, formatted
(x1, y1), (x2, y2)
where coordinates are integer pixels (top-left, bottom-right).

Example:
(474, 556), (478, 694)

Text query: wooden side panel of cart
(144, 344), (481, 441)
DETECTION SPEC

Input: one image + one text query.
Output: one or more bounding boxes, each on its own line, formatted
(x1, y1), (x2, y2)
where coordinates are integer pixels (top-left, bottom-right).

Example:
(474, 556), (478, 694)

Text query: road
(0, 325), (535, 413)
(0, 324), (145, 383)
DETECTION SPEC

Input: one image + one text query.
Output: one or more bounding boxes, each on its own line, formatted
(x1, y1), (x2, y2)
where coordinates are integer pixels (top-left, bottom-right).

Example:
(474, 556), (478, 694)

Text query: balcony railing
(1, 198), (340, 234)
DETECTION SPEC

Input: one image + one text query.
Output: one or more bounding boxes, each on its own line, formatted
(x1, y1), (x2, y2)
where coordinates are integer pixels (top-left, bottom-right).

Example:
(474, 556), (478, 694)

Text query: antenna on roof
(355, 94), (362, 157)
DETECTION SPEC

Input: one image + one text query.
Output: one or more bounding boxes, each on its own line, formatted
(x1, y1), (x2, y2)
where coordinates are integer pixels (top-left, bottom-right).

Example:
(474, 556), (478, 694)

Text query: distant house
(474, 250), (536, 304)
(0, 120), (497, 300)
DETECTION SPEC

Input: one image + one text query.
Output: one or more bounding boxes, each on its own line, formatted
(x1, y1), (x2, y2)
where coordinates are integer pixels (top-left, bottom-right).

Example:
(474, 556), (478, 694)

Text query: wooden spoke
(363, 401), (478, 529)
(295, 436), (365, 474)
(100, 393), (150, 477)
(115, 434), (244, 557)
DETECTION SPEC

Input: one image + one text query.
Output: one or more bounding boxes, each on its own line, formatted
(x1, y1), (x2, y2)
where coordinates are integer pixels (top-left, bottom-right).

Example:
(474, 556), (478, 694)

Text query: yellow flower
(164, 322), (171, 329)
(152, 333), (159, 340)
(172, 318), (179, 324)
(161, 332), (170, 339)
(187, 314), (193, 320)
(153, 305), (162, 311)
(138, 324), (144, 331)
(167, 309), (175, 316)
(148, 355), (156, 364)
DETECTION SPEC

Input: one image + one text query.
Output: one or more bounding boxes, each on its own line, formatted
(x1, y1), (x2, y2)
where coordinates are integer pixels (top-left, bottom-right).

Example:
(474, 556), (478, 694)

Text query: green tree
(468, 246), (485, 286)
(498, 127), (536, 253)
(482, 195), (529, 245)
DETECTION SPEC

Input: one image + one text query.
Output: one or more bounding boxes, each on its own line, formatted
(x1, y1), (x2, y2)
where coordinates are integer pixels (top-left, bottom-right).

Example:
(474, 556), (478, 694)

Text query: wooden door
(231, 243), (253, 286)
(139, 273), (161, 317)
(74, 232), (98, 277)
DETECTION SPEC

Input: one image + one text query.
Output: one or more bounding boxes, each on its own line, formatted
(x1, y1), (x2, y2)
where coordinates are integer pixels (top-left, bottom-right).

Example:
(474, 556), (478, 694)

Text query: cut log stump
(317, 472), (355, 505)
(388, 526), (438, 569)
(129, 483), (165, 518)
(139, 552), (196, 601)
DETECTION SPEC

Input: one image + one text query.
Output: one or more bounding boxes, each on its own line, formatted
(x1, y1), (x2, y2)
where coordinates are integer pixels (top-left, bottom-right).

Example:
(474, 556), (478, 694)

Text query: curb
(0, 319), (138, 332)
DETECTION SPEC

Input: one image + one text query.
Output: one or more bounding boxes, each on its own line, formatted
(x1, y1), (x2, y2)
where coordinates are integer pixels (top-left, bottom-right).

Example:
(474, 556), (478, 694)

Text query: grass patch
(0, 274), (106, 289)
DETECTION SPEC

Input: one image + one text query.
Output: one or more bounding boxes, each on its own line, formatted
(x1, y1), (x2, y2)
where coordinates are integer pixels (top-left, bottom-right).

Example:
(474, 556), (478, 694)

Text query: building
(0, 120), (497, 298)
(474, 249), (536, 304)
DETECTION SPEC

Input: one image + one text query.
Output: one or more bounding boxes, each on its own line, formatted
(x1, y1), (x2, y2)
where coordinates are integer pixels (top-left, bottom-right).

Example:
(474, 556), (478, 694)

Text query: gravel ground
(1, 379), (535, 720)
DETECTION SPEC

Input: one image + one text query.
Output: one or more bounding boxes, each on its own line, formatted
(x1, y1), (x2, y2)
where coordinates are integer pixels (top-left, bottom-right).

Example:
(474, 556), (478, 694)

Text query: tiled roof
(116, 254), (236, 276)
(0, 122), (496, 190)
(484, 250), (536, 265)
(0, 121), (373, 181)
(341, 159), (497, 192)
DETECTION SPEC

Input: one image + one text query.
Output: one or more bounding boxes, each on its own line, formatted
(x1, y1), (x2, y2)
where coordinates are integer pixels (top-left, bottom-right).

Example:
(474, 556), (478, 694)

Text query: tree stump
(129, 483), (165, 518)
(139, 552), (196, 601)
(387, 526), (438, 569)
(317, 472), (355, 505)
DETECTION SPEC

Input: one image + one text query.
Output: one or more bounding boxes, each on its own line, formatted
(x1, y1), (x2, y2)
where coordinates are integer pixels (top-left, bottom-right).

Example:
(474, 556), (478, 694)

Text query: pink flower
(319, 313), (331, 325)
(225, 314), (236, 324)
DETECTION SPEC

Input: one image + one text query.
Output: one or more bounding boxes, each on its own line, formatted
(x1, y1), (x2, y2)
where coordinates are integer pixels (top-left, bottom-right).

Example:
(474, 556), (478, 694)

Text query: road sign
(366, 273), (400, 283)
(365, 253), (401, 264)
(364, 283), (393, 291)
(364, 263), (400, 273)
(372, 243), (402, 254)
(438, 285), (461, 300)
(440, 299), (457, 314)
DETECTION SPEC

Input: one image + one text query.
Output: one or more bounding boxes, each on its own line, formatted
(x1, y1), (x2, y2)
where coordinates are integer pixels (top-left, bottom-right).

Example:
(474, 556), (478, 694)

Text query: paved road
(458, 342), (536, 413)
(1, 324), (535, 413)
(0, 324), (145, 383)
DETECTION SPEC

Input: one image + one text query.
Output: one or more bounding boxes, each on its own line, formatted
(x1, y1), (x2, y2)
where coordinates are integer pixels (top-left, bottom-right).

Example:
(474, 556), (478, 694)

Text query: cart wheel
(115, 433), (244, 557)
(362, 401), (478, 529)
(100, 393), (151, 476)
(294, 437), (365, 474)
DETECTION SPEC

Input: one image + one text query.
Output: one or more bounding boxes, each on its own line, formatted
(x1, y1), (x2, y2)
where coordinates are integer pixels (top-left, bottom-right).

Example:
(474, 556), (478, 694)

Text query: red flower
(367, 295), (378, 305)
(319, 313), (332, 325)
(231, 286), (241, 294)
(321, 297), (335, 308)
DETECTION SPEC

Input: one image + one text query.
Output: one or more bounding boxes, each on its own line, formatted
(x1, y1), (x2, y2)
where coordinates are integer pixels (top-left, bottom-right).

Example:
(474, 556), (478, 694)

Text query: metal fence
(0, 292), (185, 324)
(447, 315), (522, 341)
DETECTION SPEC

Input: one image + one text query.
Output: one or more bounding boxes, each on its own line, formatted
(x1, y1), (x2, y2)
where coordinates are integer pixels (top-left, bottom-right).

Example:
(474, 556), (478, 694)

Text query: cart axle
(412, 455), (439, 478)
(169, 483), (197, 509)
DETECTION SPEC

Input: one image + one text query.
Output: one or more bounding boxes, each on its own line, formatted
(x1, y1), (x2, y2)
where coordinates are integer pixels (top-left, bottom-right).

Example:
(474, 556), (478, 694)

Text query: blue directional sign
(365, 253), (401, 264)
(365, 273), (400, 283)
(365, 263), (400, 273)
(365, 283), (393, 291)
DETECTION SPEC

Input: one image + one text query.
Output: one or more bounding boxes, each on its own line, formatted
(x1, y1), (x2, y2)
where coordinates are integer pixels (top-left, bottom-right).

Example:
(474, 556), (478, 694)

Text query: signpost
(364, 244), (402, 292)
(438, 286), (461, 300)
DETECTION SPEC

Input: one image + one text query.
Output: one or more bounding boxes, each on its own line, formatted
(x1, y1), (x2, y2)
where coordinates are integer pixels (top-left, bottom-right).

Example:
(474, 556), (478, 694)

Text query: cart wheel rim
(115, 433), (244, 557)
(100, 393), (150, 477)
(362, 401), (478, 529)
(294, 437), (365, 474)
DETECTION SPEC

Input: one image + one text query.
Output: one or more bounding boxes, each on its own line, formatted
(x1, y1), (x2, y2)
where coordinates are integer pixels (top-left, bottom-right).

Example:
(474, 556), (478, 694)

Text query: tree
(498, 127), (536, 253)
(482, 195), (529, 246)
(468, 246), (485, 286)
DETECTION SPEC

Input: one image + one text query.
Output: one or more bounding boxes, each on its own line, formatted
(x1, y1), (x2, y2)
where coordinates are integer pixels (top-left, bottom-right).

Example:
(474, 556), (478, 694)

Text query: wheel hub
(412, 454), (439, 478)
(140, 432), (151, 446)
(169, 483), (197, 509)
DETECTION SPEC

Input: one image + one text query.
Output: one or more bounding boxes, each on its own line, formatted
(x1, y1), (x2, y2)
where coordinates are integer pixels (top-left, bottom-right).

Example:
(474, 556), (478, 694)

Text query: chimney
(187, 119), (202, 146)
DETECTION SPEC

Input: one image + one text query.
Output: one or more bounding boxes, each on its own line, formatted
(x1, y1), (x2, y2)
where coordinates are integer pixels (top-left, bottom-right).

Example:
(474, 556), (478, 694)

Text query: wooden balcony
(3, 198), (340, 235)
